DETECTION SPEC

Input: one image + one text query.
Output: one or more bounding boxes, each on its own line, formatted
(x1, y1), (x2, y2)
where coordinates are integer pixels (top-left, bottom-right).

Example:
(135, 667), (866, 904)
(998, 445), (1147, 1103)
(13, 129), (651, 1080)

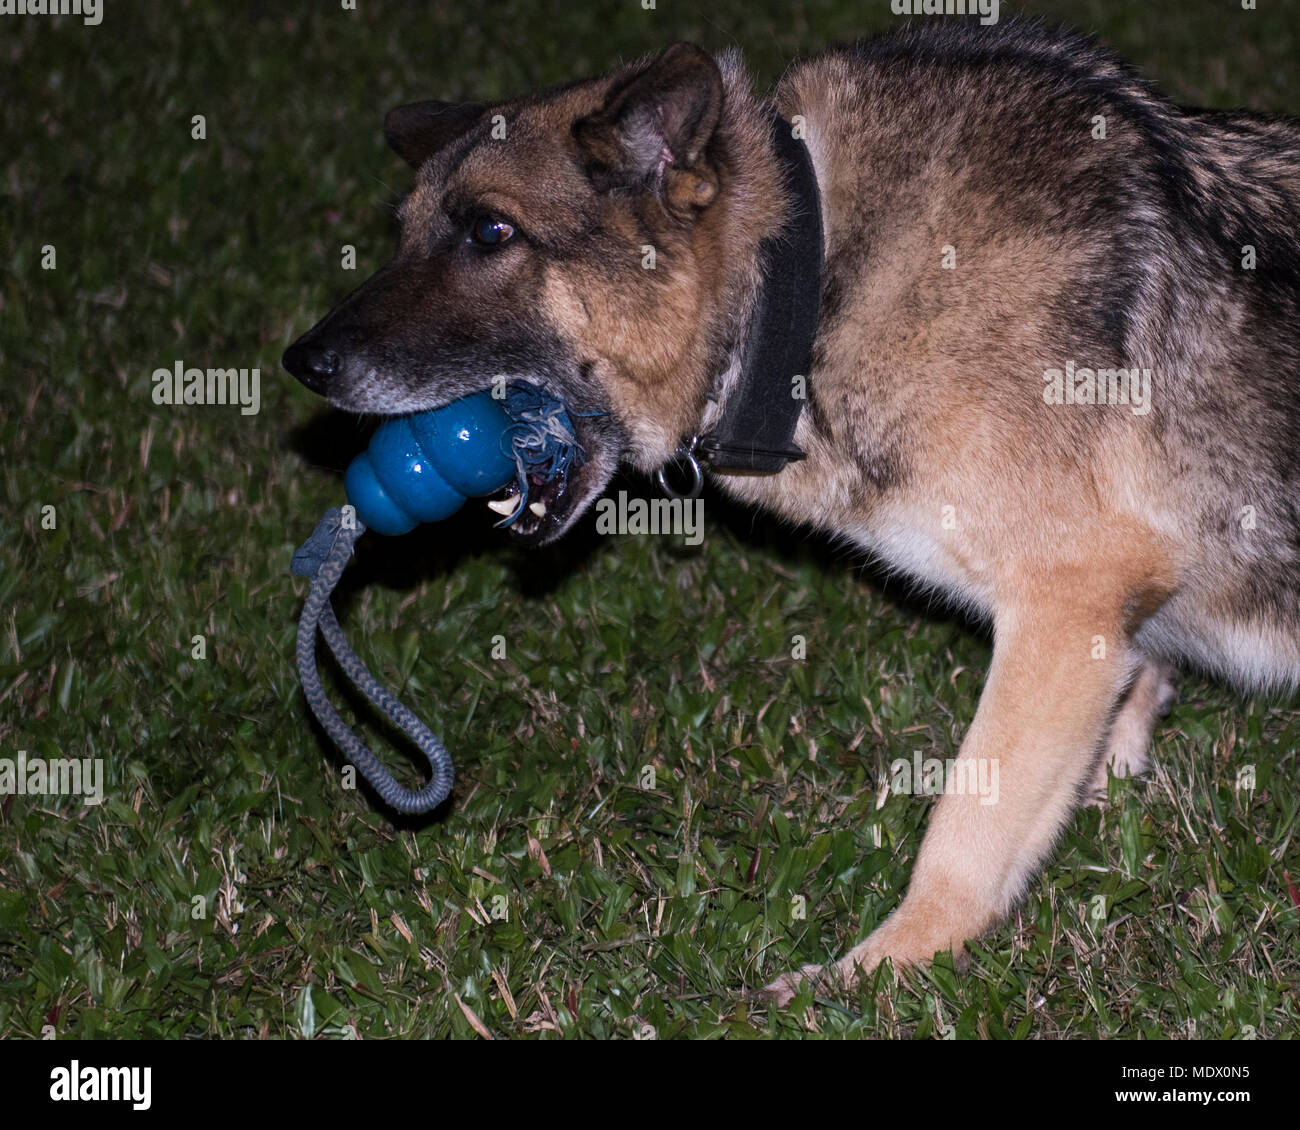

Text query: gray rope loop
(292, 508), (454, 814)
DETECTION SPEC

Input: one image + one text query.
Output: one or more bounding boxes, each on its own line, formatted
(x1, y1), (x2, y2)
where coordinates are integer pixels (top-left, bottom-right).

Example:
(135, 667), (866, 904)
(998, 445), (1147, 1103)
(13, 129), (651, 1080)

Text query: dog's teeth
(529, 501), (547, 517)
(486, 497), (516, 516)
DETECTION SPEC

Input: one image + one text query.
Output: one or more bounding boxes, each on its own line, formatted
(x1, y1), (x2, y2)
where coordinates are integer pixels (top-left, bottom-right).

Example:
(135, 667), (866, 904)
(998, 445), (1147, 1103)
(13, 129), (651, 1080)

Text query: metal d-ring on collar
(655, 435), (704, 500)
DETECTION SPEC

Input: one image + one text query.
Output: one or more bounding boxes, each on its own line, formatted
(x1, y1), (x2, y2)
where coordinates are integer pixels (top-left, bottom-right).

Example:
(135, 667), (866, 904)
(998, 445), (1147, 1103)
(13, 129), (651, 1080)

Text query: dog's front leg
(763, 578), (1152, 1005)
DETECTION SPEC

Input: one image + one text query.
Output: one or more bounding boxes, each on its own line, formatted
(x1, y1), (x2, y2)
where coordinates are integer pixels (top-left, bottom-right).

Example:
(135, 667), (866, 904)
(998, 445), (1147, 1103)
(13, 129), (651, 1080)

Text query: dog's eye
(471, 216), (516, 246)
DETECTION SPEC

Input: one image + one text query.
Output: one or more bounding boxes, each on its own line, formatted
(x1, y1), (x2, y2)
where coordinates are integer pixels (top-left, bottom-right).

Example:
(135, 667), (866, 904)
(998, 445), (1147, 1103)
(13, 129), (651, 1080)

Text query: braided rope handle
(292, 509), (454, 814)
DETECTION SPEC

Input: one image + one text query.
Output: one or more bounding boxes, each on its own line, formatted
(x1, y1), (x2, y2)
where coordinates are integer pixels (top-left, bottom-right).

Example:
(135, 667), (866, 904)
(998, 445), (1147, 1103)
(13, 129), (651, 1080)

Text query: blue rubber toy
(292, 385), (589, 815)
(343, 392), (516, 536)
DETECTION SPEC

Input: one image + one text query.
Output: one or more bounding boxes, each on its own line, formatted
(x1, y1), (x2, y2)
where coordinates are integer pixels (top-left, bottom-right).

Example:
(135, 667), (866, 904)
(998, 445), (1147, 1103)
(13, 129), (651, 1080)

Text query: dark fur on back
(756, 19), (1300, 689)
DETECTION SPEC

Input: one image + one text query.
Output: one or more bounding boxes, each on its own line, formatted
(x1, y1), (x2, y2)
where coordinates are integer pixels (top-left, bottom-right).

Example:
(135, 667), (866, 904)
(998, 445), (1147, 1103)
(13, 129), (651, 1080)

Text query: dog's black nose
(282, 341), (340, 394)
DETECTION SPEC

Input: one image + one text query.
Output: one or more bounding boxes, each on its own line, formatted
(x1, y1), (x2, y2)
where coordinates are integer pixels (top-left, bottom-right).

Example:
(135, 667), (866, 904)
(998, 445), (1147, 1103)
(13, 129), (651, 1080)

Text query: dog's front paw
(756, 962), (828, 1006)
(760, 913), (964, 1007)
(758, 944), (893, 1008)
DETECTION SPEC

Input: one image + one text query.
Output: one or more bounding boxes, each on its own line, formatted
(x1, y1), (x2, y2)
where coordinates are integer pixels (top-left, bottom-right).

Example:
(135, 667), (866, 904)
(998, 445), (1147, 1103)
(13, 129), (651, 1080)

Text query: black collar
(696, 112), (824, 474)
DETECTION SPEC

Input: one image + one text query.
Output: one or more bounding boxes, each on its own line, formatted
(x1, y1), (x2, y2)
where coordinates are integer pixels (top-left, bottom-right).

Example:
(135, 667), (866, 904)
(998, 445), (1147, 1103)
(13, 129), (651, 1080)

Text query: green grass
(1, 0), (1297, 1039)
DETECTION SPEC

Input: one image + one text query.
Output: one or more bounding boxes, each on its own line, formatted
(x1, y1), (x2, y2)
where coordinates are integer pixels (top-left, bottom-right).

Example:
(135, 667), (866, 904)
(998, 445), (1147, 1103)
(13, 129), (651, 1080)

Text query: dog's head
(285, 44), (766, 544)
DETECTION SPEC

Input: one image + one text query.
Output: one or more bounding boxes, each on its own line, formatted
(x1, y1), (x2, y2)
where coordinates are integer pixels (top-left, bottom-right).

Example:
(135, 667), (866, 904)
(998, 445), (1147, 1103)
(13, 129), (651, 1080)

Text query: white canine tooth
(486, 497), (516, 516)
(529, 501), (547, 517)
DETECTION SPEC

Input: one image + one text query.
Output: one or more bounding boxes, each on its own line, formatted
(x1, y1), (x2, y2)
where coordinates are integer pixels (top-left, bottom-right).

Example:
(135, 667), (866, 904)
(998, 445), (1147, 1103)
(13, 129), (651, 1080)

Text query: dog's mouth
(323, 372), (622, 546)
(480, 381), (615, 547)
(484, 462), (585, 544)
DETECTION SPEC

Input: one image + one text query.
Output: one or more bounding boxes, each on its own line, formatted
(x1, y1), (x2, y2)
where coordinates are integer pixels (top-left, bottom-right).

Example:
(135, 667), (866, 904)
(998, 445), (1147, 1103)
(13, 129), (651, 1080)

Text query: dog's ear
(575, 43), (723, 208)
(384, 100), (487, 168)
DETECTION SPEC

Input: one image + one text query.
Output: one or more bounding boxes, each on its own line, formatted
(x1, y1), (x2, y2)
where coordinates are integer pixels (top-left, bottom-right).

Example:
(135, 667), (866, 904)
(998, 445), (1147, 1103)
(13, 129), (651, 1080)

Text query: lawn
(0, 0), (1296, 1039)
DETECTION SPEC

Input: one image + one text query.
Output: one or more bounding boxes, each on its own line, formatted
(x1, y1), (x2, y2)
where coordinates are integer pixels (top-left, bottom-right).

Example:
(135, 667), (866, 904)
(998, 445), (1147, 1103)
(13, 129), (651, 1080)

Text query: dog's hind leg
(1089, 657), (1177, 802)
(761, 555), (1173, 1005)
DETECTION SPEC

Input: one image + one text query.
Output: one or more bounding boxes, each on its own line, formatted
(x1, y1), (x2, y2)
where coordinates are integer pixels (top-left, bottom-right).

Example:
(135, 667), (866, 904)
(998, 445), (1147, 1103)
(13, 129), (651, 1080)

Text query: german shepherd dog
(283, 18), (1300, 1003)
